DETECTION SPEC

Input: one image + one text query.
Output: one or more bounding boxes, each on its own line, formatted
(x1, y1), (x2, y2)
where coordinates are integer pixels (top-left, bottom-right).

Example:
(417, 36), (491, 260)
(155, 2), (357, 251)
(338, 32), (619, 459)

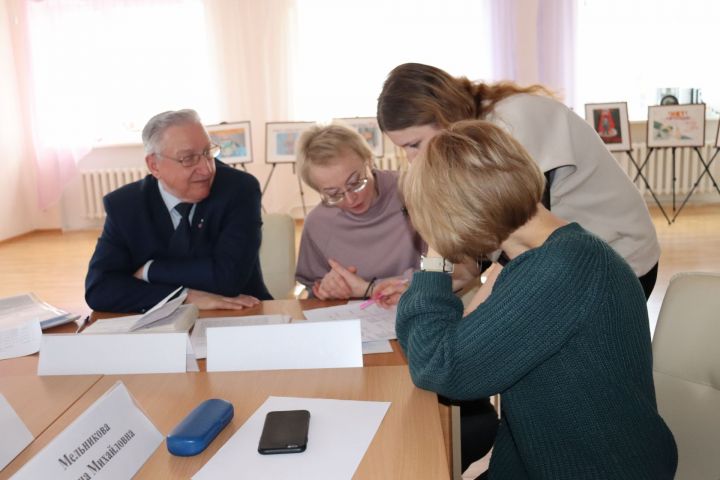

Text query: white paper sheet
(206, 321), (363, 372)
(362, 340), (393, 354)
(0, 393), (33, 470)
(0, 293), (76, 330)
(193, 396), (391, 480)
(190, 314), (291, 359)
(303, 302), (397, 342)
(0, 315), (42, 361)
(38, 333), (188, 375)
(129, 286), (187, 331)
(12, 382), (163, 480)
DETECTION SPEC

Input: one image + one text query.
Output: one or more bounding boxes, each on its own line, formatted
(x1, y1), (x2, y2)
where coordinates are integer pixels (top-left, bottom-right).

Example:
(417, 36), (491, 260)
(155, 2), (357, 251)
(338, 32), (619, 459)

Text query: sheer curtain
(488, 0), (575, 105)
(202, 0), (298, 214)
(17, 0), (215, 210)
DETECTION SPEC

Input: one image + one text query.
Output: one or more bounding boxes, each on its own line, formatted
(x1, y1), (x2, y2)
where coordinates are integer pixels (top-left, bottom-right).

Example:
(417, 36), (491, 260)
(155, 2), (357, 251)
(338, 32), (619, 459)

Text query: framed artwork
(265, 121), (316, 164)
(334, 117), (385, 157)
(584, 102), (631, 152)
(206, 121), (253, 164)
(647, 104), (706, 148)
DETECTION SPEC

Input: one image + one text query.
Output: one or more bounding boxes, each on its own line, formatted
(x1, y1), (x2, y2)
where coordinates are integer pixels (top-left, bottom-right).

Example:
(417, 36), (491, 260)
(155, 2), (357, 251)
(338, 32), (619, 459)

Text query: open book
(82, 304), (198, 334)
(83, 287), (197, 334)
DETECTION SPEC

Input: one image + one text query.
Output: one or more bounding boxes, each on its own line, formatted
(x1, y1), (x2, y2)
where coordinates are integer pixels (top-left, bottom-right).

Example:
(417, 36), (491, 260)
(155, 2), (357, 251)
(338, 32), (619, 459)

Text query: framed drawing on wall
(334, 117), (385, 157)
(206, 121), (253, 164)
(265, 121), (316, 164)
(584, 102), (631, 152)
(647, 104), (706, 148)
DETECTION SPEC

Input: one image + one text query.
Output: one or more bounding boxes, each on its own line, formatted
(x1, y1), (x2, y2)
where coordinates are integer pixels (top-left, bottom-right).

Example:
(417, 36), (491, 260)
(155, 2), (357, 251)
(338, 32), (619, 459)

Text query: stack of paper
(0, 293), (79, 330)
(0, 293), (79, 360)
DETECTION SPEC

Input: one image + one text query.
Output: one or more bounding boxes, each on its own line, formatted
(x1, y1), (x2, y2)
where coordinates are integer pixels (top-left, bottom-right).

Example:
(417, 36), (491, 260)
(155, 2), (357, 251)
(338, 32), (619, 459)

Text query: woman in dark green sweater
(395, 120), (677, 479)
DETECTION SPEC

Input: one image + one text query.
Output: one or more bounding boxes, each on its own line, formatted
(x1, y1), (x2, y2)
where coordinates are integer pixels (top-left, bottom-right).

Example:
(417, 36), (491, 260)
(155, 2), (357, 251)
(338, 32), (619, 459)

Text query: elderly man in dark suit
(85, 109), (272, 313)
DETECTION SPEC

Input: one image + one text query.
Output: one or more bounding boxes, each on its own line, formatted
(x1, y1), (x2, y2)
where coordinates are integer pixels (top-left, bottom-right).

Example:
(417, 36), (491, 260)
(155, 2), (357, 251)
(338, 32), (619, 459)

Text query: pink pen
(359, 296), (378, 310)
(359, 278), (409, 310)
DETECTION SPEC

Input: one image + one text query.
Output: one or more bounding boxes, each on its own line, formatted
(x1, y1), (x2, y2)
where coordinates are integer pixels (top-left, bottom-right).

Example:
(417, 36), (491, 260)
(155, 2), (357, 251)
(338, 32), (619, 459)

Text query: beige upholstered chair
(259, 213), (296, 299)
(652, 272), (720, 480)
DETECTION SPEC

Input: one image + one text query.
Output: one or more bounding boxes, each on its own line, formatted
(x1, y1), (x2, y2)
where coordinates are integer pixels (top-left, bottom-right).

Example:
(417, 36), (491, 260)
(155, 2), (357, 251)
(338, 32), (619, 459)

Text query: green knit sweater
(397, 223), (677, 479)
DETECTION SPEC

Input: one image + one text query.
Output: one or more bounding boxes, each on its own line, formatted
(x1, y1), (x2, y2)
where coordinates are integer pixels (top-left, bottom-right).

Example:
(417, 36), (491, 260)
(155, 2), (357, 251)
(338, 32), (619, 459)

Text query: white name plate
(207, 320), (363, 372)
(38, 333), (187, 375)
(12, 381), (162, 480)
(0, 393), (33, 470)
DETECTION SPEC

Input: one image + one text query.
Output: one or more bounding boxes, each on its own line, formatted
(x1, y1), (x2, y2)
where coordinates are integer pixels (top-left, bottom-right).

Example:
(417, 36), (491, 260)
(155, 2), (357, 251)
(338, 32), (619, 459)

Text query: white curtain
(203, 0), (299, 214)
(488, 0), (575, 105)
(14, 0), (217, 210)
(536, 0), (575, 106)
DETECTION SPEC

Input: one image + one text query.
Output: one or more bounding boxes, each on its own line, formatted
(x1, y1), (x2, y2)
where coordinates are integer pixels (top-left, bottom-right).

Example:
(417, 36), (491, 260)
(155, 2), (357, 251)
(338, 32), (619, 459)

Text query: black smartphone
(258, 410), (310, 454)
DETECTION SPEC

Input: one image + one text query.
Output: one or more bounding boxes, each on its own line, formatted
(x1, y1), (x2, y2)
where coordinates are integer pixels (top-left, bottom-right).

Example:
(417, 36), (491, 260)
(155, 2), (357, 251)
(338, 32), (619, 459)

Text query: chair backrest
(652, 272), (720, 480)
(259, 213), (296, 299)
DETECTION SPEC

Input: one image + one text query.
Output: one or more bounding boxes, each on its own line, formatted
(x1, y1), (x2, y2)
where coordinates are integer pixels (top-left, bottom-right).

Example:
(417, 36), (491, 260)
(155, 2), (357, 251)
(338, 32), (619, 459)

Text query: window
(574, 0), (720, 120)
(293, 0), (491, 122)
(27, 0), (217, 146)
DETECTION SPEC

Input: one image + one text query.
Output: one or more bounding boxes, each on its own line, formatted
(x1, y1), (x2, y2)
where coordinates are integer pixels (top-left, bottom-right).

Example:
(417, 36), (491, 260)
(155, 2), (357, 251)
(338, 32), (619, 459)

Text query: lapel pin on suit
(198, 218), (205, 229)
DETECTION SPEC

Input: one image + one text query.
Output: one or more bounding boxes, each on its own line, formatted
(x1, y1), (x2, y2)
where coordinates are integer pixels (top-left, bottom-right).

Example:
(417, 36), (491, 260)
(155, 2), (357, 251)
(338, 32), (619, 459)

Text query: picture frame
(584, 102), (631, 152)
(334, 117), (385, 157)
(265, 121), (316, 164)
(206, 121), (253, 164)
(647, 104), (706, 148)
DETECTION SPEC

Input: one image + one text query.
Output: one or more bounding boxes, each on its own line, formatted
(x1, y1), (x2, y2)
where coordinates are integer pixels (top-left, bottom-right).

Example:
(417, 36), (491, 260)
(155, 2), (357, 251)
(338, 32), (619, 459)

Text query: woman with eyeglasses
(294, 124), (422, 300)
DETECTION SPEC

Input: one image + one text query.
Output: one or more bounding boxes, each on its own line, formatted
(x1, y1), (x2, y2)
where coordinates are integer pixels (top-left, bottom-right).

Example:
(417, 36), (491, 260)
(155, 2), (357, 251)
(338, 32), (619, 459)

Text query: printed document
(190, 314), (291, 359)
(303, 301), (397, 342)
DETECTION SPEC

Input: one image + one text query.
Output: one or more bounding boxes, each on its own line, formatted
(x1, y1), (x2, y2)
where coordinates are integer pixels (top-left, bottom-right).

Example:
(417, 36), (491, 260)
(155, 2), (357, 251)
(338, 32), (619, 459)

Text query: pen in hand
(359, 279), (410, 309)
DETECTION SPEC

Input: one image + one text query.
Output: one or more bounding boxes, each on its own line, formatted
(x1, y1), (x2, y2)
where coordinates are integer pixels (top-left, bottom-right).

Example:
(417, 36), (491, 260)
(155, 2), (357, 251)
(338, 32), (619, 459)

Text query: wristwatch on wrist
(420, 255), (454, 273)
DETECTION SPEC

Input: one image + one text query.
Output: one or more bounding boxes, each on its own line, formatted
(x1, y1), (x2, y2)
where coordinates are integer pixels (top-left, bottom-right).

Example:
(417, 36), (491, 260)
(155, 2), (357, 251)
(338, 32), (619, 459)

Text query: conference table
(0, 299), (453, 479)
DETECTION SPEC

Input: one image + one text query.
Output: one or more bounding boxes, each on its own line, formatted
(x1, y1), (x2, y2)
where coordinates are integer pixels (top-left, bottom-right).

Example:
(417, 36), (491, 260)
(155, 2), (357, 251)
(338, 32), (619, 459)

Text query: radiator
(612, 143), (719, 197)
(82, 167), (148, 219)
(82, 147), (719, 218)
(81, 163), (252, 218)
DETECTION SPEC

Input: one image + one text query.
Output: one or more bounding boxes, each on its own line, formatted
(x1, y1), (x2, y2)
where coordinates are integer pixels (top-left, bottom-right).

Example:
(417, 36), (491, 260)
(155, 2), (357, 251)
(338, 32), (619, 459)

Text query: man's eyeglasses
(321, 174), (369, 206)
(157, 144), (221, 168)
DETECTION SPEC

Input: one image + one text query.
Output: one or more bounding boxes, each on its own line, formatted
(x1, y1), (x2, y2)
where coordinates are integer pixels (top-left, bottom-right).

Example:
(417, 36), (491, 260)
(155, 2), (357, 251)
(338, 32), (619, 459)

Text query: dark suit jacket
(85, 161), (272, 313)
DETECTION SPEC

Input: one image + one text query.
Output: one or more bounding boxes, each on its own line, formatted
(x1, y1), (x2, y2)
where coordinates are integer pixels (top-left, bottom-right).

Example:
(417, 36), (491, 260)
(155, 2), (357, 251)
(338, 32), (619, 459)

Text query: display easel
(671, 146), (720, 221)
(261, 162), (307, 216)
(637, 147), (720, 223)
(642, 103), (715, 223)
(628, 147), (672, 225)
(262, 121), (316, 217)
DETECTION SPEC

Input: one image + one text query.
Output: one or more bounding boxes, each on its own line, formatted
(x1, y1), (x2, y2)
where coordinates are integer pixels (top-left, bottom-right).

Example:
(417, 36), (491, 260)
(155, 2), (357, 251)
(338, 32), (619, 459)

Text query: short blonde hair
(297, 124), (374, 190)
(402, 120), (545, 262)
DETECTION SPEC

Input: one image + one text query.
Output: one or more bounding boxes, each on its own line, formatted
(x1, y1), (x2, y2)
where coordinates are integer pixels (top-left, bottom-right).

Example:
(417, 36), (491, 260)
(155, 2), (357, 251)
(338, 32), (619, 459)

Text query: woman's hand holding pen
(367, 277), (410, 309)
